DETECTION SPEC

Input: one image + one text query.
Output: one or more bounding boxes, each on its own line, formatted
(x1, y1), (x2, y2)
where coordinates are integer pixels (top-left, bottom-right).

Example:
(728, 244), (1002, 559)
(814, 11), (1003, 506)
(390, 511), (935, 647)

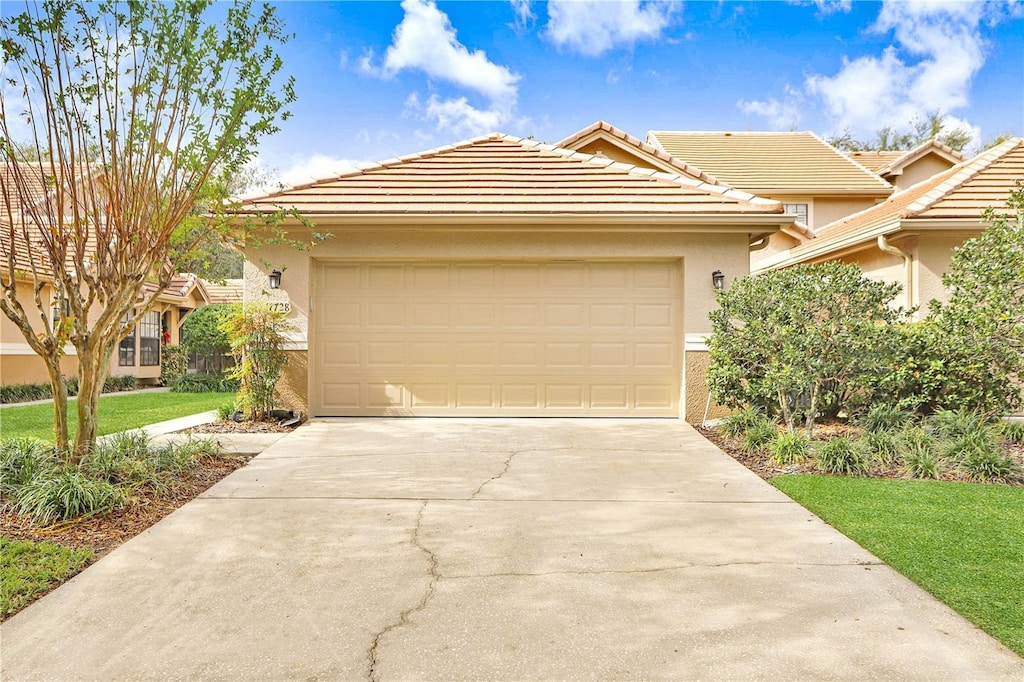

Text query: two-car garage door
(311, 260), (682, 417)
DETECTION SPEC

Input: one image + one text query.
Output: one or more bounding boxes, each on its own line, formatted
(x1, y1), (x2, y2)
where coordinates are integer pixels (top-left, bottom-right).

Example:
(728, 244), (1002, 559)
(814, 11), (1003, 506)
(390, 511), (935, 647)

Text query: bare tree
(1, 0), (296, 460)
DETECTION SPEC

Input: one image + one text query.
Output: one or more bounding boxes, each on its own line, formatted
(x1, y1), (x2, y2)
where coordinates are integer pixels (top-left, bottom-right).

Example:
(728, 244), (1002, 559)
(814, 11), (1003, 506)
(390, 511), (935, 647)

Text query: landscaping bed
(1, 450), (254, 621)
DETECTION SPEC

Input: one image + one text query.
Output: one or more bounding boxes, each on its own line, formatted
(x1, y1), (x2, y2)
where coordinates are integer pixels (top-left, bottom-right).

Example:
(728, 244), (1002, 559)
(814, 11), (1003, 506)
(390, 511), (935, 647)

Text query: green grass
(1, 537), (93, 619)
(0, 392), (235, 442)
(773, 475), (1024, 656)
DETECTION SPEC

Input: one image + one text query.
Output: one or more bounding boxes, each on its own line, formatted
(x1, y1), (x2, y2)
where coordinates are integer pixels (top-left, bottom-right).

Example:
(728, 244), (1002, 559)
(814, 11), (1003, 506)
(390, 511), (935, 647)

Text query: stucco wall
(684, 350), (728, 423)
(894, 156), (955, 190)
(835, 242), (914, 312)
(812, 197), (884, 228)
(575, 140), (659, 170)
(0, 354), (79, 386)
(917, 232), (979, 314)
(244, 224), (755, 421)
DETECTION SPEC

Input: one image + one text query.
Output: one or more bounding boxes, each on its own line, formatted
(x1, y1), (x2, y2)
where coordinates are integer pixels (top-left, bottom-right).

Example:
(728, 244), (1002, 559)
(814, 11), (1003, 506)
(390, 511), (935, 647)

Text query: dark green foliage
(719, 407), (770, 438)
(857, 403), (913, 433)
(170, 373), (239, 393)
(12, 469), (124, 523)
(862, 430), (901, 468)
(708, 262), (903, 434)
(741, 421), (777, 454)
(221, 303), (292, 420)
(0, 375), (137, 404)
(1000, 421), (1024, 445)
(900, 428), (944, 480)
(817, 437), (869, 476)
(181, 304), (233, 358)
(0, 438), (57, 496)
(160, 345), (189, 387)
(769, 430), (811, 466)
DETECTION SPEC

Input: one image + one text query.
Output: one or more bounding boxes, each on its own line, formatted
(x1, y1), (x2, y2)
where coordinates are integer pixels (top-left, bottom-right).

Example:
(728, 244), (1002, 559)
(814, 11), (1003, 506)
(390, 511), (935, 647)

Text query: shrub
(171, 373), (239, 393)
(160, 345), (189, 386)
(901, 428), (943, 479)
(85, 432), (157, 487)
(720, 407), (770, 438)
(817, 437), (869, 476)
(862, 430), (901, 468)
(926, 408), (990, 440)
(769, 431), (811, 466)
(221, 303), (293, 421)
(102, 375), (138, 393)
(857, 403), (913, 433)
(939, 424), (1020, 483)
(1000, 421), (1024, 445)
(182, 304), (233, 358)
(12, 468), (123, 524)
(0, 383), (53, 404)
(708, 262), (903, 434)
(742, 421), (778, 454)
(217, 402), (238, 421)
(0, 438), (57, 496)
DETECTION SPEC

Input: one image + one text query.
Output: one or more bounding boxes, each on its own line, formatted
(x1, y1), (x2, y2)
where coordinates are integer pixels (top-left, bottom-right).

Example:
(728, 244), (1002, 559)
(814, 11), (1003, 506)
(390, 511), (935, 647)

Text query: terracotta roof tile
(845, 139), (964, 177)
(767, 137), (1024, 267)
(239, 134), (784, 218)
(201, 278), (243, 304)
(646, 131), (893, 194)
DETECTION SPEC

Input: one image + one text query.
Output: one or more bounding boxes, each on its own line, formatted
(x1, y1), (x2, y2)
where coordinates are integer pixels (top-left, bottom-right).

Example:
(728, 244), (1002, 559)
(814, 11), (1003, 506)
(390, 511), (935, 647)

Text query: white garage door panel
(312, 261), (681, 416)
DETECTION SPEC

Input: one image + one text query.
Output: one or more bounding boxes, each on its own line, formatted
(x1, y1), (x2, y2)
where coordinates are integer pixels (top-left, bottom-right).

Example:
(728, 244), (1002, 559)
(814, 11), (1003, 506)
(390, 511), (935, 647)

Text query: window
(783, 203), (809, 225)
(119, 312), (136, 366)
(139, 311), (161, 366)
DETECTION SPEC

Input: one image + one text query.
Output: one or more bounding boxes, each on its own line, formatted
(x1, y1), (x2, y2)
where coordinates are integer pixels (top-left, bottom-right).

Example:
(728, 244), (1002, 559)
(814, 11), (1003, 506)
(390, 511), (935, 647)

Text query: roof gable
(846, 139), (964, 178)
(240, 133), (784, 220)
(760, 137), (1024, 269)
(646, 130), (893, 195)
(557, 121), (721, 185)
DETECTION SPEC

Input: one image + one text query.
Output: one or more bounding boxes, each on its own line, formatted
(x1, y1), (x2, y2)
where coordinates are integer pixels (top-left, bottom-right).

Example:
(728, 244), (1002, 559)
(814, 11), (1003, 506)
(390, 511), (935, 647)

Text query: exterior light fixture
(268, 269), (283, 290)
(712, 270), (725, 291)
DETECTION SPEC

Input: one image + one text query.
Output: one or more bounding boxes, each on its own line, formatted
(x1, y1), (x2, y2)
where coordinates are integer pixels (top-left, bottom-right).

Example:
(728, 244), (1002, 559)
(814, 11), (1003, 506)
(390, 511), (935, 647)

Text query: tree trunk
(805, 382), (820, 438)
(44, 355), (71, 455)
(777, 388), (795, 432)
(71, 338), (113, 463)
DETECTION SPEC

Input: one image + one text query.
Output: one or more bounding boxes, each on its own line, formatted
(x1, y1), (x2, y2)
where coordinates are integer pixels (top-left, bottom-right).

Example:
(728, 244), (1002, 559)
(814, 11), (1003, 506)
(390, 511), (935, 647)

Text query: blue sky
(257, 1), (1024, 185)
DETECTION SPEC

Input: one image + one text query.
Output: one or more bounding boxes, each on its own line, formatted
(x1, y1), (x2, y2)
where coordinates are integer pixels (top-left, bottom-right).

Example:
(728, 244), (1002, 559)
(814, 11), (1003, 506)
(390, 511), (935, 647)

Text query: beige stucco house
(753, 137), (1024, 317)
(844, 139), (964, 190)
(235, 130), (793, 421)
(1, 164), (211, 386)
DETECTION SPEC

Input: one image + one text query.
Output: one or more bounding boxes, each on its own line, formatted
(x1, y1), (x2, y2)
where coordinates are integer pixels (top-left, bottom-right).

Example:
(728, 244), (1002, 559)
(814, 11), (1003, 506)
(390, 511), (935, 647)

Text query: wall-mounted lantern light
(268, 269), (283, 290)
(712, 269), (725, 291)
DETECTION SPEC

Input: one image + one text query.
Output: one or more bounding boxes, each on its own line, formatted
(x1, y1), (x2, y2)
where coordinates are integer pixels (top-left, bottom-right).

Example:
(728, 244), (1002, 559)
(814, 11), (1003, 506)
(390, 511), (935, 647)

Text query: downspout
(877, 235), (913, 314)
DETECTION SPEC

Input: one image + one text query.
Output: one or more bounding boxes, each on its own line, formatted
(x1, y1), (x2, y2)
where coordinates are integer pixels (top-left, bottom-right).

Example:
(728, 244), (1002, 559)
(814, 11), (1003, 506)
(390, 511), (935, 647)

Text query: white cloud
(245, 154), (366, 193)
(737, 85), (805, 130)
(361, 0), (519, 105)
(510, 0), (535, 30)
(741, 0), (1016, 138)
(785, 0), (852, 16)
(544, 0), (680, 57)
(405, 92), (515, 137)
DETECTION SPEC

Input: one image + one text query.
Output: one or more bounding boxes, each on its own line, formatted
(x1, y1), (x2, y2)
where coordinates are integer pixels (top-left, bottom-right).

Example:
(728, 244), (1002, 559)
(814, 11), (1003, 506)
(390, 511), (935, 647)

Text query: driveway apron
(3, 418), (1022, 681)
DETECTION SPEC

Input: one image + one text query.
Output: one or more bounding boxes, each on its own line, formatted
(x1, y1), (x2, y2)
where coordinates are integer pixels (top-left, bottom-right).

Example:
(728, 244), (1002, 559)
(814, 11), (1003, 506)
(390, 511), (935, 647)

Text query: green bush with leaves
(0, 438), (57, 496)
(900, 428), (944, 479)
(926, 186), (1024, 416)
(181, 304), (233, 372)
(0, 375), (137, 404)
(720, 407), (770, 438)
(862, 430), (901, 468)
(160, 345), (189, 387)
(708, 262), (903, 435)
(12, 469), (124, 524)
(220, 303), (293, 421)
(742, 421), (778, 454)
(857, 403), (913, 433)
(1000, 421), (1024, 445)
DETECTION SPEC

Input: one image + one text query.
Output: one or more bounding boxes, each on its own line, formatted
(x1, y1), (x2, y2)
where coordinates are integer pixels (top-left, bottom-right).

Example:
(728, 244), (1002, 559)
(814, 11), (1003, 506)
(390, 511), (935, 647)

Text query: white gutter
(877, 235), (914, 314)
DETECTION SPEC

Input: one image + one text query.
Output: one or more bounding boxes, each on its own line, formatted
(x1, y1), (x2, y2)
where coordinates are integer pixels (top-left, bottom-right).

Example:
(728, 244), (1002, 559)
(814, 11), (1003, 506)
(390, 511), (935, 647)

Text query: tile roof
(764, 137), (1024, 268)
(238, 133), (785, 219)
(645, 131), (893, 195)
(141, 273), (208, 304)
(202, 278), (243, 304)
(557, 120), (722, 185)
(845, 139), (964, 177)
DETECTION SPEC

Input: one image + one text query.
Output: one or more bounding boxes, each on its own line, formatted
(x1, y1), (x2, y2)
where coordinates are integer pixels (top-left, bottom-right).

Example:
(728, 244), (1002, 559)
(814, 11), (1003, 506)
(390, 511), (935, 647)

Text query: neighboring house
(754, 137), (1024, 317)
(234, 130), (792, 421)
(646, 131), (895, 261)
(0, 164), (210, 386)
(109, 274), (210, 383)
(844, 139), (964, 190)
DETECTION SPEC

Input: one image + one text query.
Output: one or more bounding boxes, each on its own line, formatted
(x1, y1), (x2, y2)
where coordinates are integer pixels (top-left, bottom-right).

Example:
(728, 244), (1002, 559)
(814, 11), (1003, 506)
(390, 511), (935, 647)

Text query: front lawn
(0, 392), (234, 442)
(773, 475), (1024, 657)
(0, 537), (93, 619)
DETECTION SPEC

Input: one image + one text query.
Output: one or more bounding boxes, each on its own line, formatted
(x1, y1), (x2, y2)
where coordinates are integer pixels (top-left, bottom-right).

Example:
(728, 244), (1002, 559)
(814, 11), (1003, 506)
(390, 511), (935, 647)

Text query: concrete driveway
(3, 418), (1022, 681)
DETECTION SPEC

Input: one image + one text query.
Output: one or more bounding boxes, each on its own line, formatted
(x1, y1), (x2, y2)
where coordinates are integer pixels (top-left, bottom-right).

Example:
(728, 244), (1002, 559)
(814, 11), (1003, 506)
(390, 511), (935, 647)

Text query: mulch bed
(699, 421), (1024, 485)
(0, 417), (302, 620)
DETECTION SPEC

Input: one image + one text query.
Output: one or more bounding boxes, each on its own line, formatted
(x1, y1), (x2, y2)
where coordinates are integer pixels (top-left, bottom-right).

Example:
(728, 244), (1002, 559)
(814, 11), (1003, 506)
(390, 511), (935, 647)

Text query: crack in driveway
(366, 501), (440, 682)
(470, 450), (519, 499)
